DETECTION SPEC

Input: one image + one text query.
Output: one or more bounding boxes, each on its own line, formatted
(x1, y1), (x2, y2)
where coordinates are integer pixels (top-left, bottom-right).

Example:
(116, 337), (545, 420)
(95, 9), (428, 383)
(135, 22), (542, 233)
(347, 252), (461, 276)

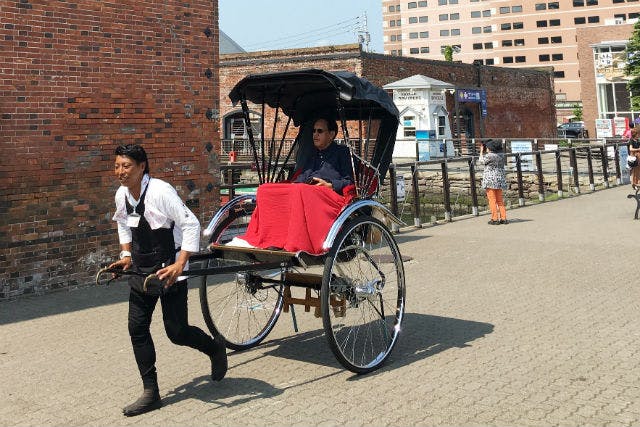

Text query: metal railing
(383, 140), (629, 227)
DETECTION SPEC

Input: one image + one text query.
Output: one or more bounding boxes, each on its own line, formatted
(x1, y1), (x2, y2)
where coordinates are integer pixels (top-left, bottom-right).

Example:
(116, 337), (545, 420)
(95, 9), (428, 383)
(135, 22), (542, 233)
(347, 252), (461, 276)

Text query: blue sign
(457, 89), (488, 117)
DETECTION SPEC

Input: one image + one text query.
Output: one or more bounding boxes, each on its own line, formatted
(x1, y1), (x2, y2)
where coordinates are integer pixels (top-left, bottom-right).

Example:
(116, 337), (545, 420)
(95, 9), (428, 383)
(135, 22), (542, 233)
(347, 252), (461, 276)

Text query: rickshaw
(99, 69), (406, 374)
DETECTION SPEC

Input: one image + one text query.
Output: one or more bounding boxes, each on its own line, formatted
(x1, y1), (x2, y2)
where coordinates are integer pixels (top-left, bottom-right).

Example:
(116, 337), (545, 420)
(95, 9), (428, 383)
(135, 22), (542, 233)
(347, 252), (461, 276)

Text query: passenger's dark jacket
(294, 142), (353, 194)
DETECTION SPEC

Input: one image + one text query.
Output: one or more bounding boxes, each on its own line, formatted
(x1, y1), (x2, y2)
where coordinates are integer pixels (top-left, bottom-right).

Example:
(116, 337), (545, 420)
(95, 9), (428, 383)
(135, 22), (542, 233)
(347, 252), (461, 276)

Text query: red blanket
(240, 182), (348, 254)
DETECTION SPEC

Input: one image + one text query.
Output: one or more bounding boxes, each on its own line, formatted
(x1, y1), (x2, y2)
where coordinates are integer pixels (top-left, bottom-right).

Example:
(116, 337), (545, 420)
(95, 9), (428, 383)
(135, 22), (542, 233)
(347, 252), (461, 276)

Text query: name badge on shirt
(126, 213), (141, 228)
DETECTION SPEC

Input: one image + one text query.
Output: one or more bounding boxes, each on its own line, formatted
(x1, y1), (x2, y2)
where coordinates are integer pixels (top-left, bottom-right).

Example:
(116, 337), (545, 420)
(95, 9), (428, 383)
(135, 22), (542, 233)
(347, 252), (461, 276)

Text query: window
(614, 14), (626, 21)
(586, 0), (598, 5)
(503, 56), (514, 63)
(440, 29), (450, 36)
(471, 11), (481, 18)
(482, 9), (491, 17)
(574, 16), (586, 24)
(538, 37), (549, 44)
(389, 5), (396, 12)
(390, 35), (397, 41)
(502, 39), (513, 47)
(483, 26), (492, 33)
(486, 58), (495, 65)
(515, 56), (526, 63)
(548, 2), (560, 8)
(403, 116), (415, 137)
(473, 43), (483, 50)
(554, 71), (565, 78)
(418, 0), (427, 6)
(512, 5), (522, 12)
(420, 31), (429, 38)
(438, 0), (446, 4)
(439, 14), (448, 21)
(514, 38), (524, 46)
(537, 20), (548, 27)
(410, 48), (419, 54)
(552, 53), (564, 60)
(451, 28), (460, 35)
(396, 19), (402, 26)
(587, 16), (600, 23)
(409, 16), (418, 23)
(573, 0), (584, 5)
(390, 20), (396, 27)
(408, 1), (417, 8)
(501, 23), (512, 30)
(612, 0), (624, 2)
(551, 36), (562, 43)
(484, 41), (493, 49)
(631, 13), (640, 19)
(513, 22), (523, 29)
(550, 19), (560, 26)
(420, 46), (430, 53)
(409, 32), (418, 38)
(397, 34), (402, 41)
(419, 16), (428, 22)
(539, 54), (550, 61)
(472, 26), (482, 34)
(535, 3), (546, 9)
(500, 6), (510, 13)
(451, 13), (459, 19)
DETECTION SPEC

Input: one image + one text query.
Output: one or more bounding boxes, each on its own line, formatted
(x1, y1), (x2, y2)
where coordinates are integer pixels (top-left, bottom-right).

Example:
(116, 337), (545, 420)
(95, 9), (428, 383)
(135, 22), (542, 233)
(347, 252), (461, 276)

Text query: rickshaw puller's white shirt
(112, 174), (201, 254)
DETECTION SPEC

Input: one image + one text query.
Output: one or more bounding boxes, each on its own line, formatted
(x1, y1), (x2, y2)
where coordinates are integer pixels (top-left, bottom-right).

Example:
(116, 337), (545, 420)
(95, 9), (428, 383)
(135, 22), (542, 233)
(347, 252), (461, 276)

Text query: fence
(218, 138), (631, 229)
(384, 140), (629, 228)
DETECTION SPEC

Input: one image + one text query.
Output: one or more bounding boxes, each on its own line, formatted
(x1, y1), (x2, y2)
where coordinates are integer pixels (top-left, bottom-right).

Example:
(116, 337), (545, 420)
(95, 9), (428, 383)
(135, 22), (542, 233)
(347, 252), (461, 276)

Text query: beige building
(383, 0), (639, 122)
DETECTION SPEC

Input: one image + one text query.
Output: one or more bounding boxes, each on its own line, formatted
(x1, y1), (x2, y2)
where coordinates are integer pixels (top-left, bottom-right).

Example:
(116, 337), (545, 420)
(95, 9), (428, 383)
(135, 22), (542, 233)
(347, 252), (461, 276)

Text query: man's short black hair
(115, 144), (150, 174)
(314, 117), (338, 134)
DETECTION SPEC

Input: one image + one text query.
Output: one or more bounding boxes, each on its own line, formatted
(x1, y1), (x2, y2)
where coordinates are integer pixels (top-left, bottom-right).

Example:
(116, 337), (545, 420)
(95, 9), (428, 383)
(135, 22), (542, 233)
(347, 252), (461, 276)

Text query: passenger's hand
(157, 262), (185, 287)
(311, 177), (332, 189)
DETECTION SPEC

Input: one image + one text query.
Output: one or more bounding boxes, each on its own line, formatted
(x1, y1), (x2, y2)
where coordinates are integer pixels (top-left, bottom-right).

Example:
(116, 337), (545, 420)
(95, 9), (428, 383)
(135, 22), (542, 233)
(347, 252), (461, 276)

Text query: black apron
(125, 185), (179, 296)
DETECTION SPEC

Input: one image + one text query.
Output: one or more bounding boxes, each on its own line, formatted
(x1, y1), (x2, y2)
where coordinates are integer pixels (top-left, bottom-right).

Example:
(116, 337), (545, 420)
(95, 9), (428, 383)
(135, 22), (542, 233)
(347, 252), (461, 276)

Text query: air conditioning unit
(614, 17), (625, 24)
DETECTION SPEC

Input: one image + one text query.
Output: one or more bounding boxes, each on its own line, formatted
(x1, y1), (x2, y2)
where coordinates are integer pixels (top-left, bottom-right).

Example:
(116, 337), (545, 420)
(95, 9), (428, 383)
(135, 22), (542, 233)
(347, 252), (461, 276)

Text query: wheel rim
(324, 217), (405, 371)
(202, 266), (283, 349)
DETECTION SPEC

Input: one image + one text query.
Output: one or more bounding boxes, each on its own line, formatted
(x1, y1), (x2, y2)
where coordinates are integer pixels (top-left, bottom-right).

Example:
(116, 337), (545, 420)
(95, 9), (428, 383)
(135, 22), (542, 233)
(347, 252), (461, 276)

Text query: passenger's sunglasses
(312, 128), (326, 134)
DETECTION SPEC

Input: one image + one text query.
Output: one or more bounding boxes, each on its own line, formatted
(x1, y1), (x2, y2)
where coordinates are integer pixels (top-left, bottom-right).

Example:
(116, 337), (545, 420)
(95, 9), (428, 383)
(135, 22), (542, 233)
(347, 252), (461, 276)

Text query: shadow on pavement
(162, 375), (285, 408)
(232, 313), (493, 376)
(0, 279), (203, 326)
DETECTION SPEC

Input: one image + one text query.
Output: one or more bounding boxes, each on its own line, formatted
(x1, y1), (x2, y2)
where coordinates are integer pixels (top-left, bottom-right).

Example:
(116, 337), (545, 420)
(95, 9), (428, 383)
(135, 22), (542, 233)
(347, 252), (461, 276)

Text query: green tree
(443, 45), (454, 62)
(572, 103), (583, 121)
(625, 20), (640, 111)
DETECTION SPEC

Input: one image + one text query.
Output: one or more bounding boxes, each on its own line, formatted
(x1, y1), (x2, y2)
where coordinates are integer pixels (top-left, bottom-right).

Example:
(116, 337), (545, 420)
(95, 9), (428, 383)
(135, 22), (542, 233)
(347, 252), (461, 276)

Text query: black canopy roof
(229, 69), (399, 126)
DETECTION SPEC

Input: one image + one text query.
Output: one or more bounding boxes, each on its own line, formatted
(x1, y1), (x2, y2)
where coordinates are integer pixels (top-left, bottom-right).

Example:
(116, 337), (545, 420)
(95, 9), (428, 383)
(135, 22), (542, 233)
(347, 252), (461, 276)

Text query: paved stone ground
(2, 184), (640, 426)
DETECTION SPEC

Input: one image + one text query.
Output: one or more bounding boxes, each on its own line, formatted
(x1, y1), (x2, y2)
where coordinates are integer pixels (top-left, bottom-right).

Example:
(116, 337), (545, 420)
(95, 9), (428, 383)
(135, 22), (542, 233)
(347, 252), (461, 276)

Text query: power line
(242, 16), (361, 50)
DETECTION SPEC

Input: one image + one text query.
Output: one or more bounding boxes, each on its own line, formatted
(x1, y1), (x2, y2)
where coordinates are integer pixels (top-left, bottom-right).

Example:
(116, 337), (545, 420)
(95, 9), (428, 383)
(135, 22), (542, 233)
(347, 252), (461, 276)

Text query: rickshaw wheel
(199, 201), (283, 351)
(321, 215), (406, 374)
(199, 263), (283, 351)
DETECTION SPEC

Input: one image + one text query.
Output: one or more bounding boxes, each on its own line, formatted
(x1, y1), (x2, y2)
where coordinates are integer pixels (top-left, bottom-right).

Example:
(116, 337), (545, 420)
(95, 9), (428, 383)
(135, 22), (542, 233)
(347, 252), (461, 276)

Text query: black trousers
(128, 280), (216, 388)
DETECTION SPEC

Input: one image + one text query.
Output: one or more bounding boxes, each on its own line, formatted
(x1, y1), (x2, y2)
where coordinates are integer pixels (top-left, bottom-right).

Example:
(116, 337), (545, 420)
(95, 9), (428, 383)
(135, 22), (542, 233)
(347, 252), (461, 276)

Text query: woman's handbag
(628, 155), (638, 168)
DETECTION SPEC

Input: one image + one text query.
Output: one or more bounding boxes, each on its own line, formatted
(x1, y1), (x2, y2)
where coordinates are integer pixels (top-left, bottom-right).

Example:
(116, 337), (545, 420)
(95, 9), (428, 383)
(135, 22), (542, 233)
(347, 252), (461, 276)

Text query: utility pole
(356, 12), (371, 52)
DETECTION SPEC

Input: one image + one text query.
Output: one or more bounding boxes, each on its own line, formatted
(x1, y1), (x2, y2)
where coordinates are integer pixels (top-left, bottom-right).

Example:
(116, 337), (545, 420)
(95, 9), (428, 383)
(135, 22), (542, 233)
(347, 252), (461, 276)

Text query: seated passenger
(229, 117), (354, 254)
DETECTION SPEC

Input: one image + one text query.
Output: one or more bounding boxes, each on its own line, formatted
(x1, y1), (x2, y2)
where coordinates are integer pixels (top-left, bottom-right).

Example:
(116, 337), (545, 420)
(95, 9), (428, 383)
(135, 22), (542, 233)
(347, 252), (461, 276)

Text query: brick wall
(220, 44), (556, 143)
(0, 0), (220, 298)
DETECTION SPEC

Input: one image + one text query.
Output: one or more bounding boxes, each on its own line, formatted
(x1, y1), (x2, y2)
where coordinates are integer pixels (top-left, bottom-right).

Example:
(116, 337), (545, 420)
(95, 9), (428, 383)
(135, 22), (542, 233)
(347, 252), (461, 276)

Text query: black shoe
(122, 388), (162, 417)
(210, 334), (228, 381)
(488, 220), (500, 225)
(499, 220), (509, 224)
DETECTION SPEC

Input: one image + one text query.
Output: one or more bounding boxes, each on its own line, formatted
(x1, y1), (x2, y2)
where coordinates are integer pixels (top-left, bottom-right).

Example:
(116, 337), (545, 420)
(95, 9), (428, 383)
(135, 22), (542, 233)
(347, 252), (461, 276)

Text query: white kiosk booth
(383, 75), (455, 160)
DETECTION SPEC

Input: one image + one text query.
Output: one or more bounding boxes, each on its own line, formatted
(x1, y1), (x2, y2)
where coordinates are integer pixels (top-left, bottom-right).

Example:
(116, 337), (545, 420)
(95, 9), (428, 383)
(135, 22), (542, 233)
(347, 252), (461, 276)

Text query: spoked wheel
(199, 197), (283, 351)
(321, 215), (405, 374)
(199, 262), (283, 351)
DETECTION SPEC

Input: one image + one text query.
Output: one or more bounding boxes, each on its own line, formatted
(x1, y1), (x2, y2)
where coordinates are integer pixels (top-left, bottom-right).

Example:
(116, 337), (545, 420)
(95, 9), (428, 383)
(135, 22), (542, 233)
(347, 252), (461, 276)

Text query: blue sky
(219, 0), (383, 53)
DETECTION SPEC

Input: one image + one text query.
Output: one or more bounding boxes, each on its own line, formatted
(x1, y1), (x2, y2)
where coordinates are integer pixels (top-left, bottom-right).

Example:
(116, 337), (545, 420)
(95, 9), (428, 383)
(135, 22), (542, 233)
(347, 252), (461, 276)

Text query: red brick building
(220, 44), (557, 145)
(0, 1), (220, 298)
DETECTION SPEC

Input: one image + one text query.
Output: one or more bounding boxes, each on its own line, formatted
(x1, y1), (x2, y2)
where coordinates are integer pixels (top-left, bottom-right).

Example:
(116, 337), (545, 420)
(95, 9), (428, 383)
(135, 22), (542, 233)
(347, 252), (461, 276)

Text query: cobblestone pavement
(2, 185), (640, 426)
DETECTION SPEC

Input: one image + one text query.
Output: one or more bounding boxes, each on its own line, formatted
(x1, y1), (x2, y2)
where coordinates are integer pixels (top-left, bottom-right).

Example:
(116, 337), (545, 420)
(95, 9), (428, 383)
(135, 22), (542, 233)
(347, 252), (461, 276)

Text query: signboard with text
(456, 88), (487, 117)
